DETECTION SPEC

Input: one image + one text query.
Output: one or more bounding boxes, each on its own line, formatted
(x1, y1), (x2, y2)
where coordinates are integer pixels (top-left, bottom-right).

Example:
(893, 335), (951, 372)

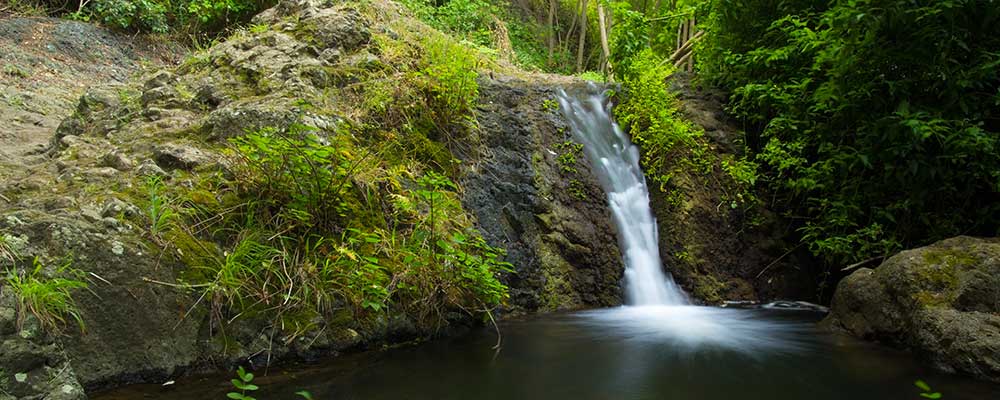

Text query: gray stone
(0, 339), (52, 373)
(141, 86), (183, 108)
(99, 151), (134, 171)
(144, 70), (177, 90)
(824, 236), (1000, 382)
(58, 135), (81, 148)
(101, 198), (140, 219)
(204, 103), (297, 140)
(153, 143), (212, 171)
(462, 77), (623, 312)
(0, 306), (15, 335)
(136, 159), (169, 178)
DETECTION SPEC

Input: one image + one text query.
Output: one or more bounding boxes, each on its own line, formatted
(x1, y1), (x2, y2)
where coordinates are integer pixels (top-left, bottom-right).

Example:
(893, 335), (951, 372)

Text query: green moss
(922, 248), (978, 269)
(165, 227), (223, 274)
(910, 249), (972, 308)
(691, 274), (727, 305)
(554, 141), (583, 175)
(567, 179), (587, 200)
(541, 99), (559, 112)
(914, 290), (952, 308)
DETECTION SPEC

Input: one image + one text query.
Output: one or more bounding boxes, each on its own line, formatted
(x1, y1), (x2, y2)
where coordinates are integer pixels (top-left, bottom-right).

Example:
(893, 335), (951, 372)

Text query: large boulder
(823, 236), (1000, 382)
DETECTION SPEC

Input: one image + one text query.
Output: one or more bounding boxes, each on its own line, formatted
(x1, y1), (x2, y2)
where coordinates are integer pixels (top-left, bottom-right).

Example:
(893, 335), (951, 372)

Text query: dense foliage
(18, 0), (273, 33)
(698, 0), (1000, 264)
(398, 0), (570, 70)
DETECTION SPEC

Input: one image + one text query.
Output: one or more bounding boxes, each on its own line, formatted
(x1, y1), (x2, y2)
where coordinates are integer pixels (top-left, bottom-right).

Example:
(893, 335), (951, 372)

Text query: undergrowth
(147, 22), (512, 341)
(3, 257), (88, 333)
(615, 49), (757, 211)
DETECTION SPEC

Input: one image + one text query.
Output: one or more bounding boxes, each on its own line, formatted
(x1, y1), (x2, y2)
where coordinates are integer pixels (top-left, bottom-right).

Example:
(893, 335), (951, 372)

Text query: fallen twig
(840, 256), (884, 273)
(755, 243), (804, 279)
(89, 272), (112, 285)
(142, 276), (209, 288)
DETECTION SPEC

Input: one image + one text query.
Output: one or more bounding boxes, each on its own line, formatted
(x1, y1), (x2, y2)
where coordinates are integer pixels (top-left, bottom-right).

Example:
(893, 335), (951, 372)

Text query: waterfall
(557, 87), (687, 306)
(557, 86), (808, 354)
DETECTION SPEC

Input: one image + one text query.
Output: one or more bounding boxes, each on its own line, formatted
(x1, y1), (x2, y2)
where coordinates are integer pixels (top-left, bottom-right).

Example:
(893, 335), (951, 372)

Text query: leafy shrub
(4, 258), (88, 333)
(179, 115), (510, 333)
(398, 0), (560, 71)
(614, 49), (703, 190)
(67, 0), (274, 33)
(700, 0), (1000, 264)
(420, 33), (481, 132)
(228, 124), (357, 233)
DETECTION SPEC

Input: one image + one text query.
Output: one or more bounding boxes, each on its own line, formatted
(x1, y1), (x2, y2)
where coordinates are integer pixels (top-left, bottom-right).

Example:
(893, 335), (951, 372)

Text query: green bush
(229, 124), (356, 232)
(66, 0), (274, 33)
(180, 116), (510, 332)
(398, 0), (560, 71)
(615, 49), (704, 190)
(420, 33), (481, 132)
(699, 0), (1000, 264)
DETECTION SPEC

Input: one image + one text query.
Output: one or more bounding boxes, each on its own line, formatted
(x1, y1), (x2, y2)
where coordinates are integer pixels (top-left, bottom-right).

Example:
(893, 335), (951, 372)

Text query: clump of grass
(4, 257), (88, 333)
(146, 175), (176, 238)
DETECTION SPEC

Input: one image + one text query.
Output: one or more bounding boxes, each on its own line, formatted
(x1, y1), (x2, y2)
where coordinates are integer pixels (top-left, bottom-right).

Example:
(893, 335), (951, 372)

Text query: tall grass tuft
(5, 257), (88, 333)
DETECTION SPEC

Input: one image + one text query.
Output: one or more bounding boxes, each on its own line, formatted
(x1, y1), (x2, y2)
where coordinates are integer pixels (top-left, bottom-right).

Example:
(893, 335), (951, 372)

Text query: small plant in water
(227, 367), (259, 400)
(914, 380), (942, 399)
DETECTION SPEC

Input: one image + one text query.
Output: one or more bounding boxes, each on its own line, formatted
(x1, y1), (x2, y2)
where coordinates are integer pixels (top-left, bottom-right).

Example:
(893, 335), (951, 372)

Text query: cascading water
(556, 87), (686, 306)
(558, 86), (805, 353)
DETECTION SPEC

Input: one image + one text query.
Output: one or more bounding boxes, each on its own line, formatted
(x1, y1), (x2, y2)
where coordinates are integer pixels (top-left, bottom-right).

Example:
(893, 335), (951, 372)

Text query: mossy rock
(825, 236), (1000, 382)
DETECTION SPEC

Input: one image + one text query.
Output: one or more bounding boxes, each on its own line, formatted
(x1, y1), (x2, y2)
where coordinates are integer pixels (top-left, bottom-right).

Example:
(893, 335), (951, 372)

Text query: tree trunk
(576, 0), (588, 73)
(547, 0), (556, 66)
(597, 3), (612, 78)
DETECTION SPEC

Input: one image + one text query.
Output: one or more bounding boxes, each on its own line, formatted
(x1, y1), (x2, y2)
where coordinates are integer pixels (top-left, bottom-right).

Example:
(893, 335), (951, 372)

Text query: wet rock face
(463, 77), (623, 313)
(824, 236), (1000, 382)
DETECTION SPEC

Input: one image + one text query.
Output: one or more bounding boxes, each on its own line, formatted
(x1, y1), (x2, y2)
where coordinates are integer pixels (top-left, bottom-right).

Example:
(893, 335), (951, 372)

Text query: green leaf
(914, 380), (931, 391)
(920, 393), (942, 399)
(14, 372), (27, 383)
(244, 384), (259, 391)
(227, 393), (244, 400)
(296, 391), (314, 400)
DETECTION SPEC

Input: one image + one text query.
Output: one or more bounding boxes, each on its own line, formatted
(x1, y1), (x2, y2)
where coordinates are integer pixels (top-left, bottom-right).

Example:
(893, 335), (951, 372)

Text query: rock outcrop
(465, 78), (623, 313)
(823, 236), (1000, 382)
(0, 1), (624, 395)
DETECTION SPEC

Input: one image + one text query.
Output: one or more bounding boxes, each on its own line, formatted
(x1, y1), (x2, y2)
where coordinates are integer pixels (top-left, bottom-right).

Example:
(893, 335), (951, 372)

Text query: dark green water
(94, 306), (1000, 400)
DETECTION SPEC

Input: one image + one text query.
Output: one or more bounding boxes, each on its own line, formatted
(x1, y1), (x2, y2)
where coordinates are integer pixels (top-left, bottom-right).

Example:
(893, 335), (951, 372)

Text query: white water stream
(557, 87), (687, 306)
(557, 86), (803, 352)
